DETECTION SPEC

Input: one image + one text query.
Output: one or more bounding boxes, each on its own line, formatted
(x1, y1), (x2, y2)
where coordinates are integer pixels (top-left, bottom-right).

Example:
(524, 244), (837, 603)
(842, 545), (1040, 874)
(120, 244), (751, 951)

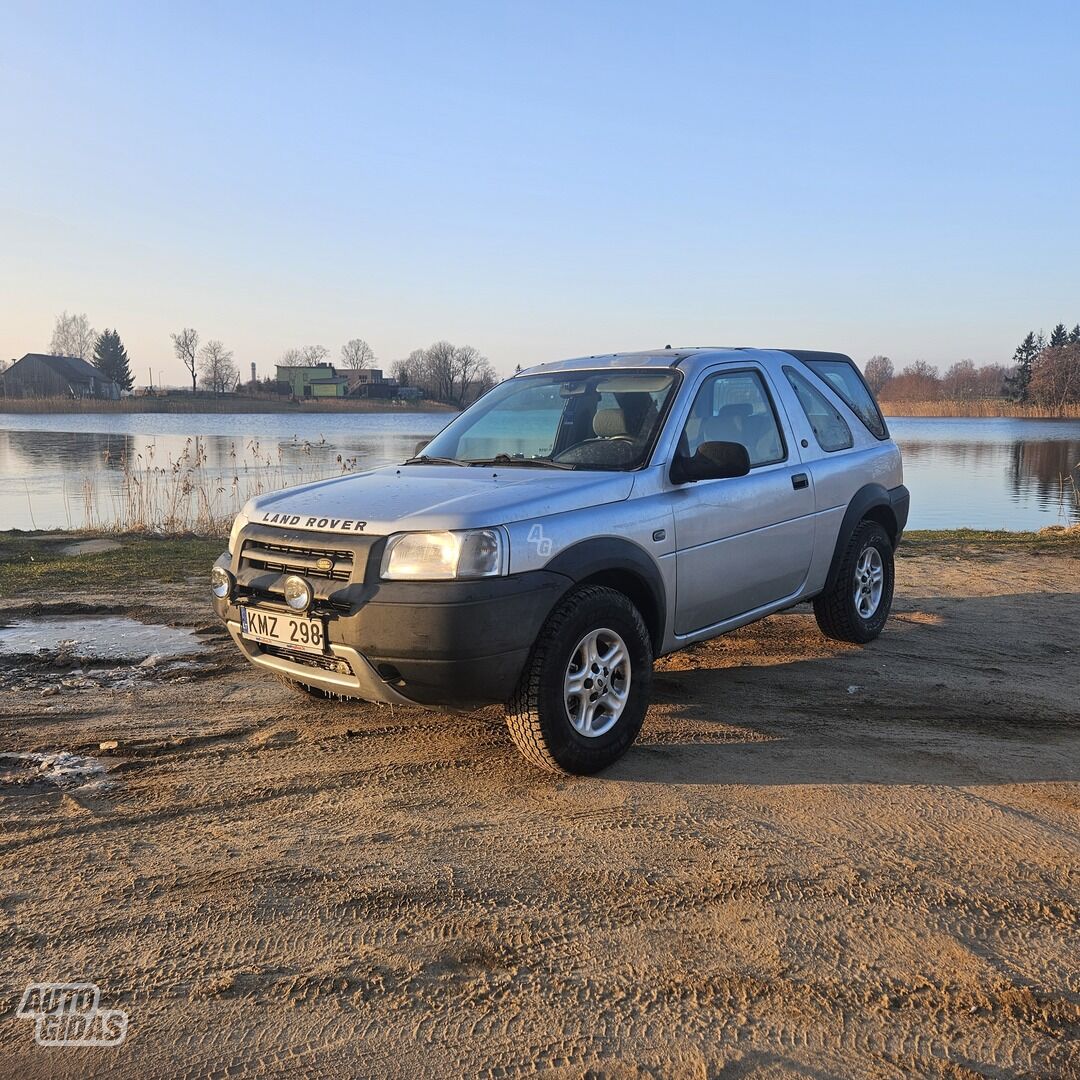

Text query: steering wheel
(555, 435), (634, 456)
(553, 437), (639, 465)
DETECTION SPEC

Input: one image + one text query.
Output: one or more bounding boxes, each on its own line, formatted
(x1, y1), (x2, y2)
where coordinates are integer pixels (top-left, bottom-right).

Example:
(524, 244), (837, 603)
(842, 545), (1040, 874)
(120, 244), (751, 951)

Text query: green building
(275, 362), (350, 398)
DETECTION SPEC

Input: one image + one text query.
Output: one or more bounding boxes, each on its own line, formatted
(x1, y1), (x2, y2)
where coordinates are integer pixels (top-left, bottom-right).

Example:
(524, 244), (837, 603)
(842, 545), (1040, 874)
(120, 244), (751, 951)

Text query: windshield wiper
(402, 454), (470, 467)
(469, 455), (575, 470)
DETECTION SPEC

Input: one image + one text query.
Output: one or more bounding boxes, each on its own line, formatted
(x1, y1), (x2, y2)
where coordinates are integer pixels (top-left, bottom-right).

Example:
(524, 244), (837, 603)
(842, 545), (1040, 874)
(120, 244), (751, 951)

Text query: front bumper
(212, 525), (569, 708)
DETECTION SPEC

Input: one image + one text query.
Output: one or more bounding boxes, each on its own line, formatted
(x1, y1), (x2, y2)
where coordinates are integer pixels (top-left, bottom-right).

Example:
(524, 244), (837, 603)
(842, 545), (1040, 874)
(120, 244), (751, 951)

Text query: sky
(2, 1), (1078, 385)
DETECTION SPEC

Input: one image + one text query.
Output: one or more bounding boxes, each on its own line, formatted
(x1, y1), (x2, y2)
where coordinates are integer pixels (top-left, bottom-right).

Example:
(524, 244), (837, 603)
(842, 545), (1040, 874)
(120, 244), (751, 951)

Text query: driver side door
(671, 366), (816, 635)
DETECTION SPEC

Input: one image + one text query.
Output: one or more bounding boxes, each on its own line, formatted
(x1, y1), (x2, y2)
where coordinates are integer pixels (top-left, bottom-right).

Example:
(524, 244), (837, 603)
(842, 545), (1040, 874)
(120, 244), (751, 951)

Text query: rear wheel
(814, 520), (894, 643)
(506, 585), (653, 774)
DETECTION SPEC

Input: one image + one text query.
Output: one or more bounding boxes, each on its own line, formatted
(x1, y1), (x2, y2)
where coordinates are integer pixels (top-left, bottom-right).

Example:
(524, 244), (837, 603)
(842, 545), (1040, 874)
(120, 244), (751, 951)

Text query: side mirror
(413, 440), (429, 457)
(670, 440), (751, 484)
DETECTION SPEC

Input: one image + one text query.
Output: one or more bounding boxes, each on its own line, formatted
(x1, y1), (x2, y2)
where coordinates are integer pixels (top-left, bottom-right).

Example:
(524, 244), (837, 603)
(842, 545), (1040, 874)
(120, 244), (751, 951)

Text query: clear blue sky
(2, 0), (1078, 384)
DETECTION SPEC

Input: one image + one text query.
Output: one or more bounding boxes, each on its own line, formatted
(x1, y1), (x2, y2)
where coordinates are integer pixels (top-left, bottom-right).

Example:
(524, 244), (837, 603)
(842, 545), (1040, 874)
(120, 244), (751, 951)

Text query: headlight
(229, 511), (250, 555)
(380, 529), (505, 580)
(283, 575), (313, 611)
(211, 565), (233, 599)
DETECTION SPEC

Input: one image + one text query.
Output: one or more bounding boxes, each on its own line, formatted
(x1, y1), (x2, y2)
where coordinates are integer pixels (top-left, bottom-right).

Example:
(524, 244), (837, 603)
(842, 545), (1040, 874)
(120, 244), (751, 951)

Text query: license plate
(241, 606), (326, 653)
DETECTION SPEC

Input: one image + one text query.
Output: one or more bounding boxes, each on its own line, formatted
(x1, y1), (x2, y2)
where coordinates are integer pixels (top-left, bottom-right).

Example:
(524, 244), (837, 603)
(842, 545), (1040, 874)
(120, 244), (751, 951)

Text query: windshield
(415, 369), (679, 470)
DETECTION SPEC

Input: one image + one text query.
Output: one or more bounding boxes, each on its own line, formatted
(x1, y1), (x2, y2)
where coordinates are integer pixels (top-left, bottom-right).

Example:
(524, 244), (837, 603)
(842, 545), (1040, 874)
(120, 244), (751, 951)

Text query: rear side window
(784, 367), (853, 452)
(803, 358), (888, 439)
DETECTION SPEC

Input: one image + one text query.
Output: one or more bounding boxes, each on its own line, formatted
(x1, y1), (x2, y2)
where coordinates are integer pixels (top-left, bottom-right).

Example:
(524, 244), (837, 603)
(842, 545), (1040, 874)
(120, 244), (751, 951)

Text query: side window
(803, 358), (888, 439)
(784, 367), (853, 452)
(682, 369), (786, 467)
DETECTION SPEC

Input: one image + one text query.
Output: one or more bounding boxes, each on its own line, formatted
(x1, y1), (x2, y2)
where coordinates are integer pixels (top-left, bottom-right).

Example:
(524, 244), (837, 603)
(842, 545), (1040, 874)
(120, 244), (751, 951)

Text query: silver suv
(211, 348), (908, 774)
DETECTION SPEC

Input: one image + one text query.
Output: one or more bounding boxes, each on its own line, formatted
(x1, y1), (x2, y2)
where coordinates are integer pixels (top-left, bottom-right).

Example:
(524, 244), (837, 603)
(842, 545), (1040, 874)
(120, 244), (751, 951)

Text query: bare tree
(942, 359), (979, 401)
(50, 311), (96, 359)
(885, 360), (943, 401)
(391, 348), (427, 388)
(471, 357), (498, 398)
(973, 363), (1009, 398)
(281, 345), (330, 367)
(396, 342), (496, 404)
(863, 355), (893, 395)
(450, 345), (496, 405)
(1029, 343), (1080, 410)
(199, 340), (236, 396)
(423, 340), (458, 403)
(171, 328), (200, 392)
(340, 338), (375, 370)
(451, 345), (481, 405)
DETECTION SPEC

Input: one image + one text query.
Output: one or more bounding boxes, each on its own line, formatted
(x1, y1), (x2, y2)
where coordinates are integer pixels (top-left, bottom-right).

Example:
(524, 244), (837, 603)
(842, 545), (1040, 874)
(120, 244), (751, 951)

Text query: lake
(0, 412), (1077, 533)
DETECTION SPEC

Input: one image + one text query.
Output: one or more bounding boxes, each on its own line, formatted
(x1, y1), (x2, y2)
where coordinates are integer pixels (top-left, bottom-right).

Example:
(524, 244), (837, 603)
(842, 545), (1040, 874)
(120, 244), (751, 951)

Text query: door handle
(792, 473), (809, 490)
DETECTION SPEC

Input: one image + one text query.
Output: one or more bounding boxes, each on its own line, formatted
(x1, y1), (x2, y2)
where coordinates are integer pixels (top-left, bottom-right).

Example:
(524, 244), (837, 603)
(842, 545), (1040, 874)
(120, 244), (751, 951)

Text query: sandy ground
(1, 546), (1078, 1079)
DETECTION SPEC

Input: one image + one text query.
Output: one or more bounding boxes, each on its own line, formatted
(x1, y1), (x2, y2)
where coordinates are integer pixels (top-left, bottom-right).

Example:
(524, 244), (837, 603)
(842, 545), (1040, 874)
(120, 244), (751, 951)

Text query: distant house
(1, 353), (121, 400)
(275, 362), (349, 399)
(346, 367), (385, 386)
(345, 367), (399, 399)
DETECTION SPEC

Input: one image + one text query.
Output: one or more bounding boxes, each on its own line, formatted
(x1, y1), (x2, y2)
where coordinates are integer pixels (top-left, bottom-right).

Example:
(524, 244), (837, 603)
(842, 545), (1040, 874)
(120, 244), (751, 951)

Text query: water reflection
(0, 413), (1077, 532)
(0, 429), (137, 474)
(888, 418), (1079, 530)
(0, 413), (448, 531)
(1011, 439), (1080, 513)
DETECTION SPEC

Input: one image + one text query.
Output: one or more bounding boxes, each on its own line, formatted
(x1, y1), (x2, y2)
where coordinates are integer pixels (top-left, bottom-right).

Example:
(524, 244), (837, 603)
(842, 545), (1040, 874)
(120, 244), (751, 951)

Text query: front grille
(262, 643), (353, 674)
(241, 539), (355, 581)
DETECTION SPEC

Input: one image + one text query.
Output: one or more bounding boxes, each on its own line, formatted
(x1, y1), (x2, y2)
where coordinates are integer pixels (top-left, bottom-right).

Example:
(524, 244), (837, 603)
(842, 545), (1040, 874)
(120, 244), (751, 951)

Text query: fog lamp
(211, 565), (233, 599)
(283, 575), (313, 612)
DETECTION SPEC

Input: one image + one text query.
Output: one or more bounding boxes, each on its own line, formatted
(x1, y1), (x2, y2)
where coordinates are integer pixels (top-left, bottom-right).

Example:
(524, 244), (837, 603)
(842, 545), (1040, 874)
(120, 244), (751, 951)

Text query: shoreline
(1, 397), (1078, 420)
(0, 396), (457, 415)
(2, 527), (1077, 597)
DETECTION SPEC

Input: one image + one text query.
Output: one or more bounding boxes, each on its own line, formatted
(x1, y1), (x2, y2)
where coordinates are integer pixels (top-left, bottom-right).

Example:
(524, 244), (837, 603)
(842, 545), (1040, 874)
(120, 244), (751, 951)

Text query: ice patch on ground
(59, 539), (123, 556)
(0, 616), (206, 662)
(0, 751), (110, 792)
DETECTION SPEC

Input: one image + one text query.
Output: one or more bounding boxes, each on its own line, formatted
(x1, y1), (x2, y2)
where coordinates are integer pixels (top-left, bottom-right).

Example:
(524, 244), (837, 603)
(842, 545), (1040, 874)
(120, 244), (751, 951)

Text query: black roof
(14, 353), (108, 383)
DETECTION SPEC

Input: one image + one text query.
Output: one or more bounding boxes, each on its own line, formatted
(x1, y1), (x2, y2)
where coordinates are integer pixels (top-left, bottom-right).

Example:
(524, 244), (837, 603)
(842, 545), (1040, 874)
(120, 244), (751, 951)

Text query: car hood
(242, 465), (636, 536)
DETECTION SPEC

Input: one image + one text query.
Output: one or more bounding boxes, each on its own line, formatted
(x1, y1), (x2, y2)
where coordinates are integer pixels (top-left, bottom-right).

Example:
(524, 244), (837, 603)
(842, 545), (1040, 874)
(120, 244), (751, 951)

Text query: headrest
(593, 408), (628, 438)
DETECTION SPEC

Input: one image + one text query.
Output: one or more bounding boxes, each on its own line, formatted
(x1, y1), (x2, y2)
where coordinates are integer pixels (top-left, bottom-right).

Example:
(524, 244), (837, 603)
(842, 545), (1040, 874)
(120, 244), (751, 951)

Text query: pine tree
(1068, 324), (1080, 345)
(1005, 331), (1038, 401)
(92, 329), (134, 392)
(1049, 323), (1069, 348)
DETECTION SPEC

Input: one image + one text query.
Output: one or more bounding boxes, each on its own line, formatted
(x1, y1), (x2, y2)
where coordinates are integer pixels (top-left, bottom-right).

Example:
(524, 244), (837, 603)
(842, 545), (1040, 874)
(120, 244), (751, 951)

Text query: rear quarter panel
(803, 442), (904, 594)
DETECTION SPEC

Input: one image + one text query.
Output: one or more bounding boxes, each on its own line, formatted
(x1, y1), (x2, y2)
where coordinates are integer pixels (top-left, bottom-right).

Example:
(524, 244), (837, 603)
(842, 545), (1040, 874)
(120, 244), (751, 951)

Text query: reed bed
(882, 399), (1080, 419)
(67, 437), (360, 536)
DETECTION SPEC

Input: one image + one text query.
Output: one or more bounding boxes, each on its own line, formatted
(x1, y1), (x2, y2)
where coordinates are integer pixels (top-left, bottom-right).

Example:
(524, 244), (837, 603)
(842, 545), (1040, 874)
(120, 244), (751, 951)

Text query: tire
(814, 519), (894, 643)
(506, 585), (653, 774)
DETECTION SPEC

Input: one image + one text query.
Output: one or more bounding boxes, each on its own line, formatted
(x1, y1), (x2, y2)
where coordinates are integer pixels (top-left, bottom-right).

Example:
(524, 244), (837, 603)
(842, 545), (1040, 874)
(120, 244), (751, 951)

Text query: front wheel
(505, 585), (653, 774)
(814, 519), (895, 643)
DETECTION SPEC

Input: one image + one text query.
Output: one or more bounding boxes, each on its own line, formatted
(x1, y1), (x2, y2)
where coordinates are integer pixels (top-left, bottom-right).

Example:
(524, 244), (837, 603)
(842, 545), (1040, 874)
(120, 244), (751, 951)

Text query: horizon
(3, 1), (1078, 385)
(4, 336), (1069, 391)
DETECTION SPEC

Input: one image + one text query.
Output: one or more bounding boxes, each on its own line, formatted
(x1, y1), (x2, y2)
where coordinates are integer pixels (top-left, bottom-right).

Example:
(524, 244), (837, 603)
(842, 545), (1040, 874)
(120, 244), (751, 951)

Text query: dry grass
(69, 437), (359, 536)
(882, 399), (1080, 418)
